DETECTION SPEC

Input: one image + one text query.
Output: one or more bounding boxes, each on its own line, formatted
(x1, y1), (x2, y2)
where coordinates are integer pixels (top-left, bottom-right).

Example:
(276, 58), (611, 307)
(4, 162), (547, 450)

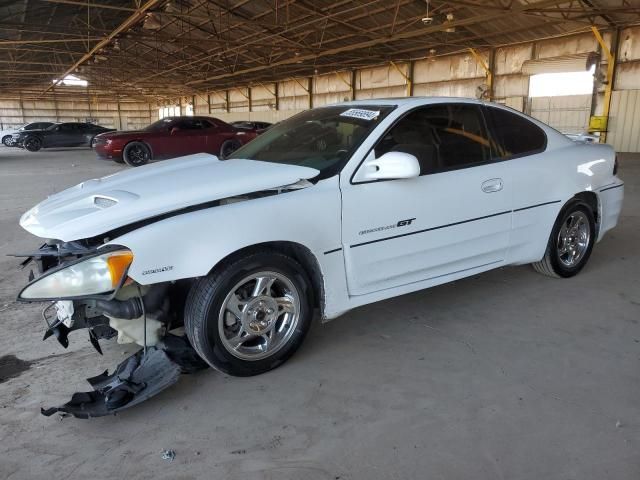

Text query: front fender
(108, 176), (342, 286)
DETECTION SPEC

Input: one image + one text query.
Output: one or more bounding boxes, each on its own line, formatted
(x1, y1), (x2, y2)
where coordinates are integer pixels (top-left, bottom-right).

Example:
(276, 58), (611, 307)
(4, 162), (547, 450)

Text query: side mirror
(170, 126), (180, 135)
(354, 151), (421, 182)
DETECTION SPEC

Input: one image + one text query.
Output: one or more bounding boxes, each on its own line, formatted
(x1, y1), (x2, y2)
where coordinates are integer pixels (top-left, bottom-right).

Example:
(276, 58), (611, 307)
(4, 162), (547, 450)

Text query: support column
(225, 90), (230, 113)
(468, 48), (492, 100)
(18, 94), (25, 124)
(591, 26), (620, 144)
(407, 60), (415, 97)
(308, 77), (313, 109)
(350, 70), (357, 100)
(117, 99), (123, 130)
(53, 87), (60, 122)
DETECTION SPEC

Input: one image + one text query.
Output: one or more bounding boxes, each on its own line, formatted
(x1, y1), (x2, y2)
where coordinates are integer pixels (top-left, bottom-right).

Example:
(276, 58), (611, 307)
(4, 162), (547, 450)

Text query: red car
(92, 116), (258, 167)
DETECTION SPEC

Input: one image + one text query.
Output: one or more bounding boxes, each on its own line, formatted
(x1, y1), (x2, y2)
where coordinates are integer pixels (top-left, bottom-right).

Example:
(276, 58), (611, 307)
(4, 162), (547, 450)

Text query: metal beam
(185, 0), (572, 86)
(42, 0), (164, 95)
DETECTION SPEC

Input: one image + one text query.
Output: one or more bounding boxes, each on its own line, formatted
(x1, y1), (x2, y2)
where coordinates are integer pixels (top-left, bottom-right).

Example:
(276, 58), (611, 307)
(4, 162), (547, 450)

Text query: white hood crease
(20, 153), (320, 242)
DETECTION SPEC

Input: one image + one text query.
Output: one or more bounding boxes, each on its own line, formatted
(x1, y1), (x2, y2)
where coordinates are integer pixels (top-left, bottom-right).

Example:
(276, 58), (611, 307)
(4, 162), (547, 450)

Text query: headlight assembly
(19, 249), (134, 301)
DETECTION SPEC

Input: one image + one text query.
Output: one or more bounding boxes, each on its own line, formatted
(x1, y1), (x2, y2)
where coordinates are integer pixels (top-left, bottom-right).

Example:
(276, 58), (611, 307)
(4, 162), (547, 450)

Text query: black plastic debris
(41, 334), (208, 419)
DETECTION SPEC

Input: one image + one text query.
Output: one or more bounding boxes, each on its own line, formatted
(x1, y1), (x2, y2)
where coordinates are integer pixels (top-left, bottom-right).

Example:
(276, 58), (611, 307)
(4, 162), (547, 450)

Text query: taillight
(613, 155), (619, 175)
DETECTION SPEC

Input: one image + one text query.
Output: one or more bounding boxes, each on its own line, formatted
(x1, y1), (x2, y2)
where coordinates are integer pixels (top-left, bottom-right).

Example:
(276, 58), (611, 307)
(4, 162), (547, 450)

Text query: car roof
(331, 96), (487, 108)
(162, 116), (218, 121)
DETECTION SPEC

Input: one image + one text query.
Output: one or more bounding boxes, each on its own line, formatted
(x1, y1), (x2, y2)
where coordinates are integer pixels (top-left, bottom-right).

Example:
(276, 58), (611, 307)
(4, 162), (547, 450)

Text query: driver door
(48, 124), (76, 147)
(166, 118), (210, 158)
(340, 103), (513, 296)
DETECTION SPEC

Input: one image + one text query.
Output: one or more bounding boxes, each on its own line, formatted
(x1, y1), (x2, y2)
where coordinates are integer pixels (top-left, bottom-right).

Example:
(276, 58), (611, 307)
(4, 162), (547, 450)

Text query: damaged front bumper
(14, 241), (208, 418)
(41, 334), (207, 418)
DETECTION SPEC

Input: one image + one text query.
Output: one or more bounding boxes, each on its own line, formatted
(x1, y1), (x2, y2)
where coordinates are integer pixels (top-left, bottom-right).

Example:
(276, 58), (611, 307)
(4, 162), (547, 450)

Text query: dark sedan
(14, 122), (115, 152)
(2, 122), (55, 146)
(92, 116), (258, 167)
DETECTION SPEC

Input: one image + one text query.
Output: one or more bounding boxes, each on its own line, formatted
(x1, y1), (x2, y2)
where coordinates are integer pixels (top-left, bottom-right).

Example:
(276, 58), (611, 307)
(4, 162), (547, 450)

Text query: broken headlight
(18, 249), (133, 301)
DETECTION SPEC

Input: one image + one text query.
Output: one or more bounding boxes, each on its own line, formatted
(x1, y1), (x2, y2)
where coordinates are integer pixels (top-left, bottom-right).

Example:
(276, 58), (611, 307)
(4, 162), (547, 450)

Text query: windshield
(144, 118), (176, 132)
(227, 105), (395, 178)
(46, 124), (60, 131)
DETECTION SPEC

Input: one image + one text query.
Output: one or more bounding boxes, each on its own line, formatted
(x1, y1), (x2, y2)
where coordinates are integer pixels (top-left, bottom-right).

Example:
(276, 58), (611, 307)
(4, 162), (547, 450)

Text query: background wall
(2, 27), (638, 152)
(0, 91), (154, 131)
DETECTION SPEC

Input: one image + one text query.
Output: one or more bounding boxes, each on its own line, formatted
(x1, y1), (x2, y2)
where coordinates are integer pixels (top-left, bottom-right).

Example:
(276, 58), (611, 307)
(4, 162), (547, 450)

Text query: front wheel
(532, 200), (596, 278)
(184, 251), (313, 376)
(23, 136), (42, 152)
(2, 135), (12, 146)
(123, 141), (151, 167)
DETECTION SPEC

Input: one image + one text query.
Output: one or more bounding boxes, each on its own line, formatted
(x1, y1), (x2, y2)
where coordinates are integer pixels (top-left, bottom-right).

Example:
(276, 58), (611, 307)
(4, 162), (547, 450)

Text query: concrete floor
(0, 147), (638, 480)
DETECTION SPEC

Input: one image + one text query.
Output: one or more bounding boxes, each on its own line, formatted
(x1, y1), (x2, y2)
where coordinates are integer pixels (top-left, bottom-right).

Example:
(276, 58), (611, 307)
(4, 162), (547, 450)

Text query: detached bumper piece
(41, 334), (208, 419)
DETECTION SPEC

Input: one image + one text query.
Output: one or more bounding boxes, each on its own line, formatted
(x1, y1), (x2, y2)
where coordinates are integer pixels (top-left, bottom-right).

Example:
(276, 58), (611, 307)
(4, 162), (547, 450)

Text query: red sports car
(92, 116), (258, 167)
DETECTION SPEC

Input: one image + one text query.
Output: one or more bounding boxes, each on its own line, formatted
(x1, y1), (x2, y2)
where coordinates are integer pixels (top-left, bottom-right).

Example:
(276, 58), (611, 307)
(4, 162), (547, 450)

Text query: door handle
(481, 178), (503, 193)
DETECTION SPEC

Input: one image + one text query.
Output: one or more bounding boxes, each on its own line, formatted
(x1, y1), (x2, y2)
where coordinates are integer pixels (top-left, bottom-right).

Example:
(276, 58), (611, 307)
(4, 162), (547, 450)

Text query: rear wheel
(123, 141), (151, 167)
(23, 136), (42, 152)
(184, 251), (313, 376)
(532, 200), (596, 278)
(2, 135), (12, 146)
(219, 139), (242, 159)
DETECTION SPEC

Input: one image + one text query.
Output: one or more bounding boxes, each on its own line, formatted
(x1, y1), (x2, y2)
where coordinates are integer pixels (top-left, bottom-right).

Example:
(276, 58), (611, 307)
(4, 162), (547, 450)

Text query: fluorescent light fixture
(52, 74), (88, 87)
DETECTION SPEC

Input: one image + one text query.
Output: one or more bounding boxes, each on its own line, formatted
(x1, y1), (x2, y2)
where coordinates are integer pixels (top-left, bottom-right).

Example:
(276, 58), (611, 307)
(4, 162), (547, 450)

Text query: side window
(180, 119), (207, 130)
(374, 104), (492, 175)
(484, 107), (547, 159)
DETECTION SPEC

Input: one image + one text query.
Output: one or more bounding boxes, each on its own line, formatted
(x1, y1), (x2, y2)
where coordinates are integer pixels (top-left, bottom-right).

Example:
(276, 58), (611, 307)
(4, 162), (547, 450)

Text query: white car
(566, 132), (599, 144)
(1, 122), (55, 146)
(16, 98), (624, 417)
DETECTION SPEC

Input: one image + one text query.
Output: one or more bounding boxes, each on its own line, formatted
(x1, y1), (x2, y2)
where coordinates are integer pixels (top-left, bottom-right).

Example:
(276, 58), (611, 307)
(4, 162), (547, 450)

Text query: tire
(123, 141), (151, 167)
(2, 135), (12, 147)
(184, 250), (314, 376)
(532, 199), (596, 278)
(219, 139), (242, 159)
(23, 136), (42, 152)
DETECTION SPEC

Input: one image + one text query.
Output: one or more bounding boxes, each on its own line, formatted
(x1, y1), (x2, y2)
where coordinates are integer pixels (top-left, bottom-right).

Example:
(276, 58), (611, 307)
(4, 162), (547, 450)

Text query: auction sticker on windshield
(340, 108), (381, 121)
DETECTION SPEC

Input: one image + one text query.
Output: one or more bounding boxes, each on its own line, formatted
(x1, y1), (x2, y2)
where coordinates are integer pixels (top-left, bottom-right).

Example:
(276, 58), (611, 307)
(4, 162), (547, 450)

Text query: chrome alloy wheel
(218, 271), (300, 361)
(556, 211), (590, 267)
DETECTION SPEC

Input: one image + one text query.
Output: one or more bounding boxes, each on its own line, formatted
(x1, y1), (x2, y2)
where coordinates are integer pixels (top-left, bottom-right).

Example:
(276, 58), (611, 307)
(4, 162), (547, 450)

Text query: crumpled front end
(14, 240), (207, 418)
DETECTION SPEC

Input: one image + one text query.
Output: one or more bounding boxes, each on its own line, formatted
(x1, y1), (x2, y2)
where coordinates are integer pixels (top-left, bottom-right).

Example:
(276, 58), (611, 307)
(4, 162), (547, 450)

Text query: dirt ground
(0, 147), (638, 480)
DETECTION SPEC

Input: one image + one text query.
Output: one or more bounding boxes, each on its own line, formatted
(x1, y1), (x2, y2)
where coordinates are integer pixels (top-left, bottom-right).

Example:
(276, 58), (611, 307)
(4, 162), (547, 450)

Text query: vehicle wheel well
(207, 241), (325, 316)
(572, 191), (599, 224)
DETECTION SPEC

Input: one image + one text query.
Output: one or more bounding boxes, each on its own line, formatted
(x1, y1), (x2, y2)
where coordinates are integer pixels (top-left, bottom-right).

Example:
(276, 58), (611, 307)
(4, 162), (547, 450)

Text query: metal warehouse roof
(0, 0), (639, 101)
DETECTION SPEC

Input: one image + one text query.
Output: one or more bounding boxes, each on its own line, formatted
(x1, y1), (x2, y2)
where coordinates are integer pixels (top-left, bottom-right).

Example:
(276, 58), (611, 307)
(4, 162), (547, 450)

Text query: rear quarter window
(484, 107), (547, 160)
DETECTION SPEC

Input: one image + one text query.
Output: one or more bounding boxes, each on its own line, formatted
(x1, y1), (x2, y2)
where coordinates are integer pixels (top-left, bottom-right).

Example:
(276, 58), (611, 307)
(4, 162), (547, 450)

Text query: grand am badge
(141, 265), (174, 275)
(359, 218), (415, 235)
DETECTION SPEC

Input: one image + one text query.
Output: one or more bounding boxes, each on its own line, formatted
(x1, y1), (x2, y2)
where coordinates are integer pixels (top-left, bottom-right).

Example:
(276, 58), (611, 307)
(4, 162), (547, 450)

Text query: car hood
(20, 153), (320, 242)
(98, 130), (148, 139)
